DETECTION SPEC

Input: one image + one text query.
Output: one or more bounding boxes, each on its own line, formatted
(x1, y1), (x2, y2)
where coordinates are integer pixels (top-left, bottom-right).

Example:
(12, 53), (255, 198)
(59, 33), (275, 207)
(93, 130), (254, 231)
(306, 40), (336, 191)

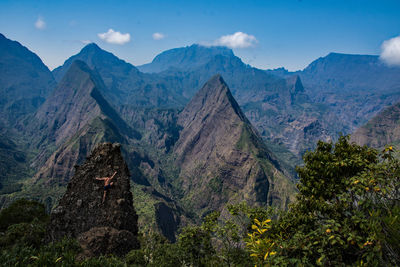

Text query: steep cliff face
(0, 33), (55, 125)
(53, 43), (186, 108)
(174, 75), (296, 216)
(47, 143), (139, 256)
(351, 102), (400, 148)
(31, 60), (138, 186)
(137, 44), (338, 156)
(0, 33), (56, 193)
(32, 60), (104, 146)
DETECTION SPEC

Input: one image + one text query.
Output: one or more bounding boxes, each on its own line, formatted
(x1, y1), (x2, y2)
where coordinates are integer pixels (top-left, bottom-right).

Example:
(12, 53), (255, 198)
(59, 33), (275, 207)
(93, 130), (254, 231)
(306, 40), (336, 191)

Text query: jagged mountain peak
(60, 59), (105, 91)
(31, 60), (139, 185)
(80, 42), (102, 53)
(33, 60), (106, 145)
(174, 75), (296, 215)
(178, 74), (246, 128)
(286, 75), (305, 93)
(53, 43), (138, 83)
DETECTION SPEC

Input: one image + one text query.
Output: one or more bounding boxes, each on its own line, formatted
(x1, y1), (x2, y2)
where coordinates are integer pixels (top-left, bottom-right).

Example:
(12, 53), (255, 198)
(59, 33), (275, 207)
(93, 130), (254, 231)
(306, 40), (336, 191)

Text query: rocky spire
(173, 75), (296, 216)
(47, 143), (139, 256)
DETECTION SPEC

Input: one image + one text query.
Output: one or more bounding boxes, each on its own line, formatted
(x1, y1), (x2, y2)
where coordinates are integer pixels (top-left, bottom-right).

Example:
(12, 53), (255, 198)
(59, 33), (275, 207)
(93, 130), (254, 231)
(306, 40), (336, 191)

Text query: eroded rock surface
(47, 143), (139, 255)
(78, 227), (138, 257)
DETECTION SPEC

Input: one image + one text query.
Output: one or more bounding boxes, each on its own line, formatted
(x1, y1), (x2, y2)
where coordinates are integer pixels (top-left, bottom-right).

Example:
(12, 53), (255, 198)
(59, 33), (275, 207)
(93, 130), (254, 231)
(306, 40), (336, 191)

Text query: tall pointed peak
(286, 75), (304, 93)
(202, 74), (226, 89)
(78, 42), (108, 57)
(53, 42), (137, 83)
(187, 74), (231, 103)
(59, 59), (104, 90)
(174, 74), (296, 215)
(179, 74), (246, 128)
(81, 42), (101, 51)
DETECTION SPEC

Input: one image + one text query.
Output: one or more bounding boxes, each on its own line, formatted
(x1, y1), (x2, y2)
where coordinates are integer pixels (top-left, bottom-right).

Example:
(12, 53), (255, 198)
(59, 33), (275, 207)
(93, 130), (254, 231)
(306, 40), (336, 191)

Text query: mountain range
(268, 52), (400, 133)
(1, 32), (399, 240)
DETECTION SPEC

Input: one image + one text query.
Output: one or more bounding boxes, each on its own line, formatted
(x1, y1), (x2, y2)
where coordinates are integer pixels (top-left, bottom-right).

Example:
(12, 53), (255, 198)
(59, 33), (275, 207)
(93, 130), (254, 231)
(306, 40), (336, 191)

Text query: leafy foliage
(0, 198), (48, 232)
(1, 137), (399, 266)
(246, 136), (400, 266)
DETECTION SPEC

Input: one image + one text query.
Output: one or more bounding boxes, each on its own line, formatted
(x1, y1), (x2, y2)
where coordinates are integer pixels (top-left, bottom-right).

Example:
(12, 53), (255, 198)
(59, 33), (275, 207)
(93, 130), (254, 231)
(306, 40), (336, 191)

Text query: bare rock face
(47, 143), (139, 255)
(174, 75), (296, 216)
(78, 227), (138, 257)
(351, 102), (400, 148)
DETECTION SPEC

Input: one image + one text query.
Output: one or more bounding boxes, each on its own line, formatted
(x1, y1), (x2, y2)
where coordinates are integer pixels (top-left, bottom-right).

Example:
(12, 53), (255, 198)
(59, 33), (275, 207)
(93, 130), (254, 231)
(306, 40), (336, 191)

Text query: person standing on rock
(96, 171), (117, 203)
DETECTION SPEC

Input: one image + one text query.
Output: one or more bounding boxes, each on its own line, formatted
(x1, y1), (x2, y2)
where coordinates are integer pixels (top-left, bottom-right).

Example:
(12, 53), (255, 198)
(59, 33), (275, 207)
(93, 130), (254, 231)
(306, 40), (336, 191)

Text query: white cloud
(97, 29), (130, 45)
(35, 16), (46, 30)
(380, 35), (400, 66)
(214, 32), (257, 48)
(81, 40), (92, 45)
(152, 32), (165, 40)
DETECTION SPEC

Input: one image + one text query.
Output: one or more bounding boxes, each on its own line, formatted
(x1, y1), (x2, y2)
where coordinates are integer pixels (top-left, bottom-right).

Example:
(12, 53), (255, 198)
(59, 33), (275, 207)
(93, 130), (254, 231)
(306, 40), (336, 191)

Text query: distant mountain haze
(0, 33), (56, 196)
(53, 43), (186, 108)
(0, 33), (55, 126)
(174, 75), (296, 215)
(351, 101), (400, 149)
(1, 32), (400, 240)
(138, 44), (234, 73)
(139, 44), (342, 155)
(268, 52), (400, 133)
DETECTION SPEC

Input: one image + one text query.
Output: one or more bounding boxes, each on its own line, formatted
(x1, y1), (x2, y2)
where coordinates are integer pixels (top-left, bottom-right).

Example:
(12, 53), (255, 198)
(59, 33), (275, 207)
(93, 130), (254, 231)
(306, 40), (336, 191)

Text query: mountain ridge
(0, 33), (56, 125)
(174, 74), (296, 216)
(138, 44), (235, 73)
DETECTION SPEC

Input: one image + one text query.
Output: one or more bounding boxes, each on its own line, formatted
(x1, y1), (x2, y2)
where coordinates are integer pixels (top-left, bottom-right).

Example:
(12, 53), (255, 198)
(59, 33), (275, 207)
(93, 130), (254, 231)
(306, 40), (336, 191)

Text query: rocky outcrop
(78, 227), (138, 257)
(351, 101), (400, 148)
(47, 143), (139, 256)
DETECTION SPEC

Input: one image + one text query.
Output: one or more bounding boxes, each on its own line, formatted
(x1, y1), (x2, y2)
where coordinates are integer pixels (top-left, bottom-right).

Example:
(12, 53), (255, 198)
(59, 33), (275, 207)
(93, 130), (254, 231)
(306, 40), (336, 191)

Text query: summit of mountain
(52, 43), (140, 83)
(173, 75), (296, 216)
(138, 44), (235, 73)
(299, 52), (400, 94)
(33, 60), (136, 146)
(29, 60), (140, 187)
(149, 45), (334, 156)
(52, 43), (185, 108)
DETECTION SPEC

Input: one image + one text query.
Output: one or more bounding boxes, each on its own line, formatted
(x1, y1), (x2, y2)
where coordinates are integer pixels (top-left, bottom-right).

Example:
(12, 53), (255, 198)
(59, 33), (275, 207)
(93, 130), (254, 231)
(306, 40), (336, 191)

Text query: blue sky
(0, 0), (399, 70)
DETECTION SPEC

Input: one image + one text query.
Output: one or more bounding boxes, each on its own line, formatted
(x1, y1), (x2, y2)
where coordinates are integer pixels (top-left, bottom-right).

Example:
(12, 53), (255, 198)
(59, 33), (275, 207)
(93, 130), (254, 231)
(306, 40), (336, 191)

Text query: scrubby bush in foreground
(246, 136), (400, 266)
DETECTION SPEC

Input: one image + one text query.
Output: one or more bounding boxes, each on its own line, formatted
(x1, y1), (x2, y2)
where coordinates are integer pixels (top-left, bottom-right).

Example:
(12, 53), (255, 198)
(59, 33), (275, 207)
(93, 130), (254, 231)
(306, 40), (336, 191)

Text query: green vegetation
(131, 184), (158, 233)
(1, 136), (399, 266)
(0, 198), (48, 231)
(247, 136), (400, 266)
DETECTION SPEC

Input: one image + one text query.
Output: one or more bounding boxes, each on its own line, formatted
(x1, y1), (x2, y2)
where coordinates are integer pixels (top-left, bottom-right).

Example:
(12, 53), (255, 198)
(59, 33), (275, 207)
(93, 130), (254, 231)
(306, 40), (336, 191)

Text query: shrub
(0, 198), (48, 232)
(245, 137), (400, 266)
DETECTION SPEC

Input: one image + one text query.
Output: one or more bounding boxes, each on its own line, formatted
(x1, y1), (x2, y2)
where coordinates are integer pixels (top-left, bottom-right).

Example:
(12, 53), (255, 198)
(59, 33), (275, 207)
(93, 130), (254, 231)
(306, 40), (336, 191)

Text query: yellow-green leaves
(246, 218), (276, 265)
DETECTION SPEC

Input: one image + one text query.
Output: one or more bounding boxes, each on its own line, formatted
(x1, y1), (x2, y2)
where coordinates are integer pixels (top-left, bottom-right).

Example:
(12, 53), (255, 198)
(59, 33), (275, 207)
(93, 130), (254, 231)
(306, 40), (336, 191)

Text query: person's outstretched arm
(110, 171), (117, 180)
(96, 177), (107, 180)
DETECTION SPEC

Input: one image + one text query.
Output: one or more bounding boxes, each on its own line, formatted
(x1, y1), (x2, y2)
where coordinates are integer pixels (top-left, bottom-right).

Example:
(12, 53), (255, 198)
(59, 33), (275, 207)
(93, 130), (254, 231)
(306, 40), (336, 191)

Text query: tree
(246, 136), (400, 266)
